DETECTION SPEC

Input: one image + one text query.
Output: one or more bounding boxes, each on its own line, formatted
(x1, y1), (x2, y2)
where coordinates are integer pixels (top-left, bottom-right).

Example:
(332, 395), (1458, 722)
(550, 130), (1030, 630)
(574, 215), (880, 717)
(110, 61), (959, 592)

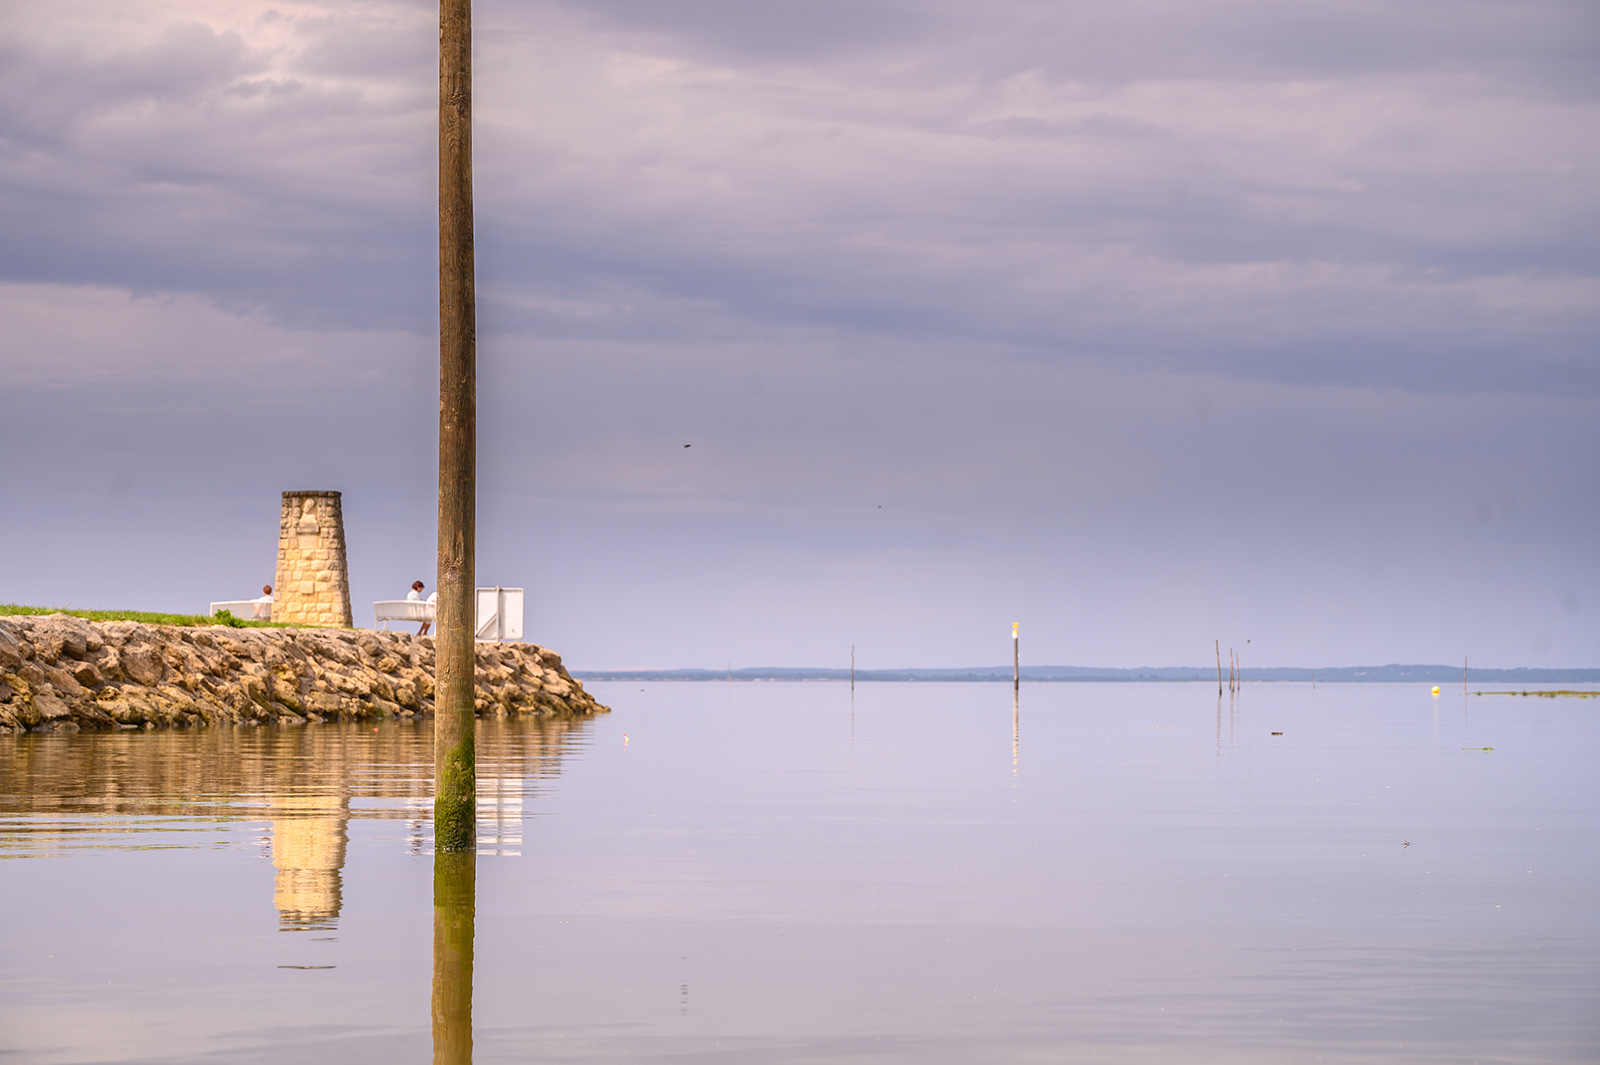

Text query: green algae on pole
(435, 0), (476, 852)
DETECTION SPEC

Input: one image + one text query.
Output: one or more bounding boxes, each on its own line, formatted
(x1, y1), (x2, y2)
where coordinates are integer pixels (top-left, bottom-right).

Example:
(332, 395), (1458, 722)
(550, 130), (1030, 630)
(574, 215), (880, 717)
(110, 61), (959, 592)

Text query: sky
(1, 0), (1596, 671)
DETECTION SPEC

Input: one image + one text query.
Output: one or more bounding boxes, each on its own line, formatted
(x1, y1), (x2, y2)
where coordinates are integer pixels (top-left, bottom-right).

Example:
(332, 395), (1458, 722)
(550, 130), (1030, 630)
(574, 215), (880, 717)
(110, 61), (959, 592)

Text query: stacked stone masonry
(274, 491), (353, 628)
(0, 614), (608, 734)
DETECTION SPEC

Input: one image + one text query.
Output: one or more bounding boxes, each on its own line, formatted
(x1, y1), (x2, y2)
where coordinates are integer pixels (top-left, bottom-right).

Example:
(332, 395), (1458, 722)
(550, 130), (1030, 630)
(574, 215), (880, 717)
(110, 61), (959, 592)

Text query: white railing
(209, 599), (273, 621)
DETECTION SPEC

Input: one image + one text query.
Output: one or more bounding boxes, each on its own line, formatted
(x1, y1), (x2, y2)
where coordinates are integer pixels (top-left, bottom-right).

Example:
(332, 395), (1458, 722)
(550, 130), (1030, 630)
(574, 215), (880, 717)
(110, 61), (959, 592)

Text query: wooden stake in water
(1012, 622), (1019, 692)
(1215, 639), (1223, 696)
(434, 0), (476, 854)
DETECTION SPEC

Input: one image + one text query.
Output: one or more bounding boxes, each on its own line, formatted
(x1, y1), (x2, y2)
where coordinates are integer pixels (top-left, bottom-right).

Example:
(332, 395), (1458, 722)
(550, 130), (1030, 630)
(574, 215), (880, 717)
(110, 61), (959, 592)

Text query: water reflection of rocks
(0, 716), (591, 930)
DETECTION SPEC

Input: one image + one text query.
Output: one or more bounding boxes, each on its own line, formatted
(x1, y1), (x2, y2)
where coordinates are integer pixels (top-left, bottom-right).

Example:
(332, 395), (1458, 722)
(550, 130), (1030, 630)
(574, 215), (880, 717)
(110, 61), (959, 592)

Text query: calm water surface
(1, 681), (1596, 1063)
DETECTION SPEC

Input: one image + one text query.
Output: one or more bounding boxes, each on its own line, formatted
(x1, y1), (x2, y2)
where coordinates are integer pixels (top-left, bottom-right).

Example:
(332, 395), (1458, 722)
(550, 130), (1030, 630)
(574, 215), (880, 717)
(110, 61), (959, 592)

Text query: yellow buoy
(1431, 685), (1440, 694)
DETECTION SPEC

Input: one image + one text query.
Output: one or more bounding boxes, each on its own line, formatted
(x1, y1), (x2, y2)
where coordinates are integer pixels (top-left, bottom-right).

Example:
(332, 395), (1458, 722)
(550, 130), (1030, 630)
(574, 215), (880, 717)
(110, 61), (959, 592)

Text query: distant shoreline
(574, 664), (1600, 684)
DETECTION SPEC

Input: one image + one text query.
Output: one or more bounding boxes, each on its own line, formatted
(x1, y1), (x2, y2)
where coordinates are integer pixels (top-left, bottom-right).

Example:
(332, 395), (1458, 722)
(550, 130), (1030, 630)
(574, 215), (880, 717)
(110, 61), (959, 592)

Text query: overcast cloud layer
(2, 0), (1596, 669)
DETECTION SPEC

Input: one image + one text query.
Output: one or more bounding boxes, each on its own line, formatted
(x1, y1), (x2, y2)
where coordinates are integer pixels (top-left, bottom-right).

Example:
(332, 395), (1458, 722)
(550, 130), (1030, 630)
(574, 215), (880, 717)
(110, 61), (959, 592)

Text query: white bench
(209, 599), (273, 621)
(373, 600), (434, 630)
(373, 587), (523, 641)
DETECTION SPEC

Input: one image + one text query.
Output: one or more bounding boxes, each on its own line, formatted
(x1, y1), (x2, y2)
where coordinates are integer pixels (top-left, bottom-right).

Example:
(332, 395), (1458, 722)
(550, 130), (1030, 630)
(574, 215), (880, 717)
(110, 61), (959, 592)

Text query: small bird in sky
(683, 443), (691, 448)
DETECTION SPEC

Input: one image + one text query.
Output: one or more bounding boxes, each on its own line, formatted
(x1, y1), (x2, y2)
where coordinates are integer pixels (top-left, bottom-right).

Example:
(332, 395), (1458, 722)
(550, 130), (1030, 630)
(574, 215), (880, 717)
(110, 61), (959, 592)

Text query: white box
(473, 587), (524, 642)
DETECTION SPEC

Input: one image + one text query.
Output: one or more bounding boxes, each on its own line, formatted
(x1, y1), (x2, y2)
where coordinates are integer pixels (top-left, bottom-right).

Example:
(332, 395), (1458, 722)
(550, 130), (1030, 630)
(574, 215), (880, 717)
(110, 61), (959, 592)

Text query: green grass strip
(0, 603), (319, 629)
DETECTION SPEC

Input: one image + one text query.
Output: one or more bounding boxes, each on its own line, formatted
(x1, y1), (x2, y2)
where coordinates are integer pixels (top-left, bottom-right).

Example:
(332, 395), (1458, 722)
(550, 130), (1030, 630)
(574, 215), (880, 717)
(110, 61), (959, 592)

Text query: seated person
(252, 585), (273, 620)
(409, 580), (431, 635)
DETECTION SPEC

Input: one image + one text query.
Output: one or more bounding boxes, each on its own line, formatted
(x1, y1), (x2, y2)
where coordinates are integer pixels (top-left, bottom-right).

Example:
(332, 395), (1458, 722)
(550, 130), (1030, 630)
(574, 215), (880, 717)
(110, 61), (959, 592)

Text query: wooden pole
(431, 848), (474, 1065)
(1215, 640), (1222, 696)
(1012, 622), (1019, 692)
(1463, 656), (1468, 695)
(434, 0), (476, 853)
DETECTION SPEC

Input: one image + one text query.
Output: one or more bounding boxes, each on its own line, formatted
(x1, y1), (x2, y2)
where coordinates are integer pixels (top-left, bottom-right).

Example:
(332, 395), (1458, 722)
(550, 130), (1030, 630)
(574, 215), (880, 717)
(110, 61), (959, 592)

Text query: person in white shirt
(408, 580), (431, 635)
(252, 585), (273, 620)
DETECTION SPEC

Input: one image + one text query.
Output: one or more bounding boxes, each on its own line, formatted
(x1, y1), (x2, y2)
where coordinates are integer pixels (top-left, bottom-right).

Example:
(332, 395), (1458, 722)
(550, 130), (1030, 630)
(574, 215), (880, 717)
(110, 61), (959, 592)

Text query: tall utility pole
(435, 0), (476, 854)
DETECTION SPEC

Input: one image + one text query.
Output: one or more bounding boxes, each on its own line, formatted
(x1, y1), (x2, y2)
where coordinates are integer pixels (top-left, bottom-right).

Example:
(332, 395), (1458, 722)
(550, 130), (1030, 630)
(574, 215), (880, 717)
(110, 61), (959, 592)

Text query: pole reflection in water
(1011, 689), (1019, 775)
(433, 848), (475, 1065)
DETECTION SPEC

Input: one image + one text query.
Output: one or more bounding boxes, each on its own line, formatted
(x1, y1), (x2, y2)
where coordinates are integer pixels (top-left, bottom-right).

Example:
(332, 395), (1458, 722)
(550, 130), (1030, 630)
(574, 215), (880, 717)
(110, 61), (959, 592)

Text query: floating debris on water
(1474, 690), (1598, 698)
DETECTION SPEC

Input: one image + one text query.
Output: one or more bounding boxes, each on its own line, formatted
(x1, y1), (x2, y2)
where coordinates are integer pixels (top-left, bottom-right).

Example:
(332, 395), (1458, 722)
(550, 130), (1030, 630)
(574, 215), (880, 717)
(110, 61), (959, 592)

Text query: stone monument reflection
(271, 793), (351, 931)
(432, 849), (475, 1065)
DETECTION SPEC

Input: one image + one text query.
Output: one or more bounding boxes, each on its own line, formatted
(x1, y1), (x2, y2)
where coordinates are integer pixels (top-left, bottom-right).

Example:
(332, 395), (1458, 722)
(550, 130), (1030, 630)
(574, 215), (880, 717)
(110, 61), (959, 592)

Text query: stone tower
(273, 491), (353, 628)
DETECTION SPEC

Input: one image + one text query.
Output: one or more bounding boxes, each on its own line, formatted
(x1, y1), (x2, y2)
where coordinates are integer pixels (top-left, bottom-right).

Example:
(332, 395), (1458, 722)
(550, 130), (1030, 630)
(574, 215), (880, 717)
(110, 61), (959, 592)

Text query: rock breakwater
(0, 614), (607, 734)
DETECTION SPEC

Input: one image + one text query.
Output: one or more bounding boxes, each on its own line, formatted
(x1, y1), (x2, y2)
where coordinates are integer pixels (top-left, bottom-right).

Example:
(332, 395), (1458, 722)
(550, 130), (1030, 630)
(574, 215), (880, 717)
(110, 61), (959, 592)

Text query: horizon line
(572, 662), (1600, 681)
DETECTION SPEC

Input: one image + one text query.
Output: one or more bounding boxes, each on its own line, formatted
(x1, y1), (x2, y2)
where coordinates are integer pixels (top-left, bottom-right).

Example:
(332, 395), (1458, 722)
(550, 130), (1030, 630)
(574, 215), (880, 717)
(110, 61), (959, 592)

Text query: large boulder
(118, 642), (166, 686)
